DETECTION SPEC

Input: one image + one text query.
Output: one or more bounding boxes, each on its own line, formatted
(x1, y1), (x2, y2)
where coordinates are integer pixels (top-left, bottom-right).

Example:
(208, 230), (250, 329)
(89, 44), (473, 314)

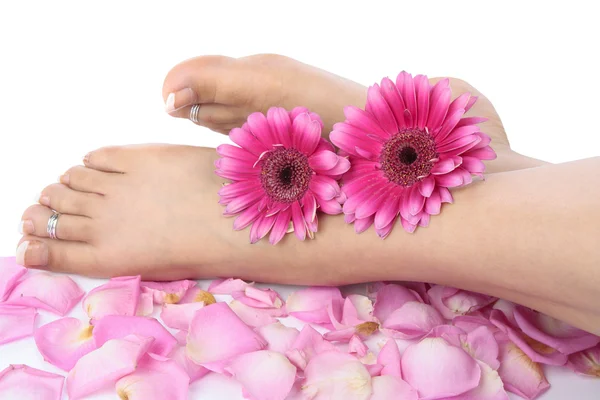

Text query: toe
(16, 235), (99, 275)
(38, 183), (100, 216)
(21, 204), (93, 241)
(84, 145), (138, 173)
(61, 165), (117, 194)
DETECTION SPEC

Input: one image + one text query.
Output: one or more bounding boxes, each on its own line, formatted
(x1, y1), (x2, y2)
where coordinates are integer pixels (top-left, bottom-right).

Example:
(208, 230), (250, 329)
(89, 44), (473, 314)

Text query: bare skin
(16, 55), (599, 333)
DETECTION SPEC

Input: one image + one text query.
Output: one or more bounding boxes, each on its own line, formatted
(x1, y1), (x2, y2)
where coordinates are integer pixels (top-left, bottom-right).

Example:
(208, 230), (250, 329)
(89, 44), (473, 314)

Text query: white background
(0, 1), (599, 399)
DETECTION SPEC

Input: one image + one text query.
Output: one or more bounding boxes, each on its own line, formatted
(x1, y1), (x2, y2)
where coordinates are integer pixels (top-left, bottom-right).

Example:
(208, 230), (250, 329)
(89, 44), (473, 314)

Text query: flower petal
(367, 84), (398, 134)
(208, 278), (250, 294)
(267, 107), (292, 148)
(0, 305), (37, 345)
(348, 335), (368, 357)
(428, 285), (496, 320)
(186, 302), (267, 371)
(373, 283), (420, 323)
(414, 74), (430, 129)
(377, 339), (402, 378)
(449, 360), (509, 400)
(256, 322), (300, 353)
(401, 337), (481, 399)
(287, 287), (344, 328)
(93, 315), (178, 357)
(292, 112), (321, 155)
(286, 325), (338, 370)
(247, 111), (277, 148)
(168, 345), (209, 383)
(179, 287), (216, 304)
(396, 71), (417, 124)
(226, 350), (296, 400)
(67, 336), (153, 400)
(380, 77), (407, 129)
(567, 344), (600, 377)
(0, 364), (64, 400)
(216, 143), (256, 162)
(302, 351), (373, 400)
(309, 150), (341, 171)
(382, 302), (445, 340)
(82, 275), (140, 322)
(496, 340), (551, 399)
(34, 317), (96, 371)
(116, 353), (189, 400)
(136, 290), (154, 316)
(229, 300), (284, 328)
(0, 257), (26, 302)
(370, 375), (418, 400)
(160, 302), (206, 331)
(140, 280), (196, 304)
(5, 272), (84, 316)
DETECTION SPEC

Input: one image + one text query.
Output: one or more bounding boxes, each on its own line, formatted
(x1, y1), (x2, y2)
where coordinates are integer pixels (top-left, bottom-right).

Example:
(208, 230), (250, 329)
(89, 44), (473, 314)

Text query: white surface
(0, 0), (599, 399)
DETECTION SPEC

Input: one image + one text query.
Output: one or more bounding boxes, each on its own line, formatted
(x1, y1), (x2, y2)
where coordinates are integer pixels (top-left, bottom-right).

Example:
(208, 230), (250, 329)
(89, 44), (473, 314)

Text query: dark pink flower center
(260, 148), (312, 203)
(380, 129), (437, 187)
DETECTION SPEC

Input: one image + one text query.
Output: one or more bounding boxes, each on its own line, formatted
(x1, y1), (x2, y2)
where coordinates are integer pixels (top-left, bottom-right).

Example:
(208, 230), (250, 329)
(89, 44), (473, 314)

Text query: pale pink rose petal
(0, 364), (64, 400)
(208, 278), (250, 294)
(115, 353), (189, 400)
(496, 340), (550, 399)
(140, 280), (196, 304)
(348, 335), (368, 357)
(186, 302), (267, 372)
(244, 286), (284, 308)
(492, 300), (517, 325)
(366, 363), (384, 376)
(286, 325), (338, 370)
(287, 287), (344, 328)
(0, 257), (26, 302)
(441, 361), (509, 400)
(428, 285), (496, 320)
(82, 275), (140, 322)
(93, 315), (177, 356)
(401, 337), (481, 399)
(179, 286), (217, 304)
(513, 305), (600, 355)
(0, 305), (37, 345)
(34, 317), (96, 371)
(447, 325), (500, 370)
(567, 344), (600, 377)
(67, 336), (154, 400)
(5, 272), (84, 316)
(370, 375), (418, 400)
(452, 315), (497, 333)
(229, 300), (285, 328)
(225, 350), (296, 400)
(168, 346), (210, 383)
(490, 310), (567, 365)
(382, 301), (445, 340)
(345, 294), (375, 323)
(323, 326), (358, 342)
(373, 283), (421, 323)
(302, 351), (373, 400)
(377, 339), (402, 378)
(160, 302), (206, 331)
(255, 322), (300, 353)
(136, 290), (154, 316)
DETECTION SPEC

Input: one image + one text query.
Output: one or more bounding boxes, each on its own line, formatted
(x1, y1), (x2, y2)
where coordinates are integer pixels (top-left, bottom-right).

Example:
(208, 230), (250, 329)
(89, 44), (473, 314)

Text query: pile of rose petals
(0, 256), (599, 400)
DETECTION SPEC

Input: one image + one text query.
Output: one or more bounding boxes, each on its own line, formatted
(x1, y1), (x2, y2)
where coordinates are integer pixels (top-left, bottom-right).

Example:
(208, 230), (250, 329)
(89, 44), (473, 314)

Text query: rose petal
(0, 305), (37, 345)
(256, 322), (300, 353)
(462, 326), (500, 370)
(93, 315), (177, 356)
(370, 375), (418, 400)
(348, 335), (368, 357)
(287, 287), (344, 328)
(428, 285), (496, 320)
(232, 286), (285, 309)
(302, 351), (373, 400)
(377, 339), (402, 378)
(168, 345), (209, 383)
(82, 275), (140, 322)
(140, 280), (196, 304)
(401, 337), (481, 399)
(344, 294), (375, 324)
(285, 325), (338, 370)
(0, 364), (64, 400)
(0, 257), (26, 302)
(186, 302), (267, 372)
(567, 344), (600, 377)
(179, 287), (216, 305)
(382, 302), (445, 340)
(160, 302), (207, 331)
(373, 283), (421, 323)
(207, 278), (250, 294)
(225, 350), (296, 400)
(442, 361), (509, 400)
(115, 353), (189, 400)
(496, 340), (550, 399)
(136, 290), (154, 316)
(67, 336), (154, 400)
(34, 317), (96, 371)
(229, 300), (285, 328)
(5, 272), (84, 316)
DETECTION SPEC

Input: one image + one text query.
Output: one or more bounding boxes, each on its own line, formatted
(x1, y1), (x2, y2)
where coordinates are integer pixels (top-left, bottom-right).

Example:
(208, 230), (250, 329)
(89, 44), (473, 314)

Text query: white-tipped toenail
(165, 93), (176, 112)
(16, 241), (29, 265)
(34, 193), (41, 202)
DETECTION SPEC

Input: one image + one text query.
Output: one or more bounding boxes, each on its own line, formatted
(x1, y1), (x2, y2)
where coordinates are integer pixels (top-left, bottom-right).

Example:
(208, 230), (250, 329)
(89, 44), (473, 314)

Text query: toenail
(38, 195), (50, 206)
(59, 174), (70, 185)
(18, 220), (34, 234)
(165, 88), (196, 113)
(16, 240), (48, 267)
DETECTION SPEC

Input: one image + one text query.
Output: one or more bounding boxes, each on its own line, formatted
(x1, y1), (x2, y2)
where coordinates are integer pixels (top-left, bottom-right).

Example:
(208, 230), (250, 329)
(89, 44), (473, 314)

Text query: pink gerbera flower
(330, 72), (496, 237)
(216, 107), (350, 245)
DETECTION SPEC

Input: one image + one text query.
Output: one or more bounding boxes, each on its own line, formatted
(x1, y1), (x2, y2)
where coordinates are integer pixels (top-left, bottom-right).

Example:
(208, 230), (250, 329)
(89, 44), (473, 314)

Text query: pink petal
(179, 287), (217, 304)
(82, 275), (140, 322)
(5, 272), (84, 316)
(408, 186), (426, 215)
(67, 336), (153, 400)
(302, 351), (373, 399)
(431, 158), (459, 175)
(367, 84), (398, 134)
(461, 156), (486, 175)
(225, 190), (265, 214)
(168, 346), (209, 383)
(464, 146), (497, 161)
(34, 317), (96, 371)
(208, 278), (250, 294)
(291, 201), (307, 241)
(496, 340), (550, 399)
(377, 339), (402, 378)
(160, 302), (206, 330)
(229, 300), (284, 328)
(268, 208), (292, 245)
(309, 175), (340, 201)
(380, 77), (407, 128)
(0, 364), (64, 400)
(427, 85), (452, 130)
(309, 150), (341, 171)
(267, 107), (292, 147)
(348, 334), (368, 357)
(370, 375), (418, 400)
(93, 315), (177, 356)
(373, 283), (420, 323)
(418, 175), (436, 198)
(396, 71), (417, 124)
(233, 202), (263, 230)
(428, 285), (496, 320)
(140, 280), (196, 304)
(116, 353), (189, 400)
(292, 112), (321, 155)
(0, 305), (37, 345)
(414, 74), (430, 129)
(444, 361), (509, 400)
(345, 105), (390, 139)
(0, 257), (26, 302)
(256, 322), (300, 353)
(216, 143), (257, 162)
(247, 111), (276, 148)
(287, 287), (344, 328)
(382, 302), (445, 340)
(232, 286), (285, 309)
(286, 325), (338, 370)
(401, 337), (481, 399)
(461, 326), (501, 370)
(567, 344), (600, 377)
(513, 305), (600, 355)
(136, 290), (154, 316)
(186, 302), (267, 371)
(226, 350), (296, 400)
